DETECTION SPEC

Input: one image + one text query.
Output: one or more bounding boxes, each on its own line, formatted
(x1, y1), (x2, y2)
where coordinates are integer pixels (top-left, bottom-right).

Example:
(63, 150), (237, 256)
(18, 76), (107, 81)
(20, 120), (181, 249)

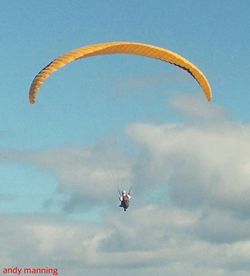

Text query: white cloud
(1, 207), (250, 275)
(168, 94), (231, 123)
(1, 94), (250, 275)
(0, 142), (135, 211)
(126, 96), (250, 214)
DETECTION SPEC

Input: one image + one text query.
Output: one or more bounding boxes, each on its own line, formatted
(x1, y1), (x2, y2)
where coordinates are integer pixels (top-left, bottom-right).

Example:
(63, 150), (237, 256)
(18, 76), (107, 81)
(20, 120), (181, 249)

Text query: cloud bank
(1, 95), (250, 275)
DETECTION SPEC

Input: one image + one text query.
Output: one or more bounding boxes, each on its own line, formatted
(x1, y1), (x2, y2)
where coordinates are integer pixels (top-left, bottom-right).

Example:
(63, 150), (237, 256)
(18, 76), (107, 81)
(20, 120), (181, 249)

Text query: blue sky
(1, 1), (250, 275)
(1, 0), (250, 149)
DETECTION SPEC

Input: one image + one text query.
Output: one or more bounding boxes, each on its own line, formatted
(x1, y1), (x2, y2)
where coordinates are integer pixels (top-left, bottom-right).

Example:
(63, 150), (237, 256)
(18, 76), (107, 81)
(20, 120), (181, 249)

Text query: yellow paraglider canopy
(29, 41), (212, 104)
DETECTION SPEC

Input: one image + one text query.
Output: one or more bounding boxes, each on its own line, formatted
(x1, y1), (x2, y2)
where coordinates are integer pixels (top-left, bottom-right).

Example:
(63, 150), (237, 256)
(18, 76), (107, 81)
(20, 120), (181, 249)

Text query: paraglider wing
(29, 42), (212, 104)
